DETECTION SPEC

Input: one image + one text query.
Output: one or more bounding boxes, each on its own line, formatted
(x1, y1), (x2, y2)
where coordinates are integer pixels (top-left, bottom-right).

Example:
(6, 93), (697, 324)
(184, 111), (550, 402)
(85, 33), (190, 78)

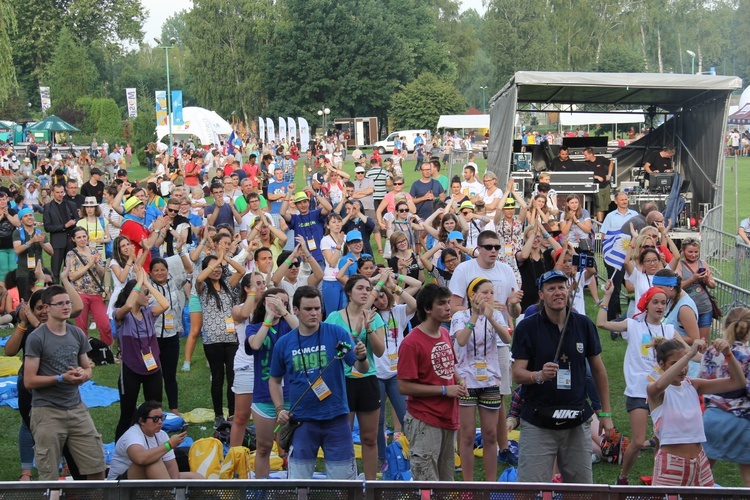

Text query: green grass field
(0, 152), (748, 484)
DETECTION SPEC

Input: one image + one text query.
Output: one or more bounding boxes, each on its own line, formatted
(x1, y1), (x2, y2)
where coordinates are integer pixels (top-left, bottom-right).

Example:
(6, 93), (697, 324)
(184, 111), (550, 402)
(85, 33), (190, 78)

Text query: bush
(97, 99), (123, 138)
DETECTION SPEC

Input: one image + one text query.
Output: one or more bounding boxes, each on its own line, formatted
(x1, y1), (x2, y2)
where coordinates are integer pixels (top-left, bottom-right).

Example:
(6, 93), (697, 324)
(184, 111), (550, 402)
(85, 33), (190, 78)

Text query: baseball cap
(117, 169), (128, 177)
(448, 231), (464, 241)
(124, 196), (143, 213)
(459, 201), (475, 211)
(293, 192), (309, 203)
(537, 270), (567, 290)
(346, 230), (363, 242)
(313, 173), (325, 184)
(90, 168), (103, 176)
(354, 166), (366, 174)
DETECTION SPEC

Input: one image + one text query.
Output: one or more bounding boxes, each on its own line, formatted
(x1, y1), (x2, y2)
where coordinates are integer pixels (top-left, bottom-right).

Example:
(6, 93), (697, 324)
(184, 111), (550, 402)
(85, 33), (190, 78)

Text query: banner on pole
(39, 87), (51, 111)
(258, 118), (265, 147)
(125, 88), (137, 118)
(298, 117), (310, 152)
(266, 118), (275, 146)
(278, 117), (287, 145)
(287, 118), (297, 146)
(172, 90), (184, 125)
(155, 91), (168, 126)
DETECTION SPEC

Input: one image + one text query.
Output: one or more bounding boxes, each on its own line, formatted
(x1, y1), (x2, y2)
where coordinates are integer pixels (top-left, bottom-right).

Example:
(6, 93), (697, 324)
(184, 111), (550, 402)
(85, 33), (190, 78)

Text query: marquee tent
(436, 114), (490, 129)
(156, 106), (232, 146)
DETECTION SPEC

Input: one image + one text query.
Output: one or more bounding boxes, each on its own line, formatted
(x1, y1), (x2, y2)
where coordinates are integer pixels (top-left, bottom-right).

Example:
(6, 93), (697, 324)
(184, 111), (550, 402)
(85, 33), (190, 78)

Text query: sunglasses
(642, 245), (655, 250)
(398, 209), (408, 213)
(167, 208), (179, 214)
(479, 244), (503, 251)
(393, 182), (404, 186)
(289, 261), (301, 268)
(145, 414), (165, 423)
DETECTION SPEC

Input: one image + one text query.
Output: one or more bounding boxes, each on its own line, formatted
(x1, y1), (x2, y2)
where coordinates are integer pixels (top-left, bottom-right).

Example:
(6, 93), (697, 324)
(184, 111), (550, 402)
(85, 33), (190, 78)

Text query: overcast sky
(141, 0), (487, 44)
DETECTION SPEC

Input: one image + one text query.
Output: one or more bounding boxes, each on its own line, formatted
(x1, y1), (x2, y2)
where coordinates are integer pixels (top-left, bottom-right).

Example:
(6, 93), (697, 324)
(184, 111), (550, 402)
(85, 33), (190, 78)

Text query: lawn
(0, 150), (747, 485)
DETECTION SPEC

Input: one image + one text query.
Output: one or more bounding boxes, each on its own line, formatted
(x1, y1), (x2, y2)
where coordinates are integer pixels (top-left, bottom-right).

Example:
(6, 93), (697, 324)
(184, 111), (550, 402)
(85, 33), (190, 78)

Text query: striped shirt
(365, 167), (391, 200)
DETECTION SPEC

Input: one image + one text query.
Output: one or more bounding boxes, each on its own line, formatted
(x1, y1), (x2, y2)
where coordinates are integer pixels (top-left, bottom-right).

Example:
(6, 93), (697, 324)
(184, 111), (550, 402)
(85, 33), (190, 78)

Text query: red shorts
(652, 448), (714, 487)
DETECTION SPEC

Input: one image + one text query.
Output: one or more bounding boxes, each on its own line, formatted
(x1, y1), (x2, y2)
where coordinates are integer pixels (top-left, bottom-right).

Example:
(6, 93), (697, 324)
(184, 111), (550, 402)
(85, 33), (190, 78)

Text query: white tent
(156, 106), (232, 146)
(558, 110), (645, 126)
(436, 114), (490, 129)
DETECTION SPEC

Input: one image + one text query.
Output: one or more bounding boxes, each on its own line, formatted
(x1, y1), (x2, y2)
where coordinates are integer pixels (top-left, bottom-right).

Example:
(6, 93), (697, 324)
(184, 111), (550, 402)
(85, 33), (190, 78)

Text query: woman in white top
(597, 285), (676, 485)
(102, 185), (123, 250)
(450, 278), (511, 482)
(108, 236), (144, 318)
(559, 194), (591, 247)
(647, 336), (745, 487)
(481, 171), (503, 217)
(320, 213), (346, 315)
(624, 247), (666, 306)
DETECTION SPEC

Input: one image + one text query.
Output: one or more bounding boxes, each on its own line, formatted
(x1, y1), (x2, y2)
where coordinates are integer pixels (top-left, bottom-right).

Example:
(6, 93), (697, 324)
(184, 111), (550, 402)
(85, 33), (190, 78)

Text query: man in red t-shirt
(183, 155), (202, 187)
(398, 284), (467, 481)
(119, 197), (168, 272)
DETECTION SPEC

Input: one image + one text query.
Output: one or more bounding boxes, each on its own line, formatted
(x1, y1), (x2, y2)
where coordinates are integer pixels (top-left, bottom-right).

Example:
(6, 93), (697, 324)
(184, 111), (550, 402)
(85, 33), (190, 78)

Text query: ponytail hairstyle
(649, 337), (687, 366)
(238, 272), (256, 303)
(723, 307), (750, 344)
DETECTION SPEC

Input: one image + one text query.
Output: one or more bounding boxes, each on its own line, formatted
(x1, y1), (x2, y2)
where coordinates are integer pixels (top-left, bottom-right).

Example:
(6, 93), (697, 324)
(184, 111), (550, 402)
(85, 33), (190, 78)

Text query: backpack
(88, 337), (114, 365)
(383, 439), (411, 480)
(219, 446), (251, 479)
(188, 437), (224, 479)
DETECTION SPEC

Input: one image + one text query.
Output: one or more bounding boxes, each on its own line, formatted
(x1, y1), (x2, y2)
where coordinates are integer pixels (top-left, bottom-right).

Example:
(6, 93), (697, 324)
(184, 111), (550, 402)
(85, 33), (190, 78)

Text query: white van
(373, 129), (431, 154)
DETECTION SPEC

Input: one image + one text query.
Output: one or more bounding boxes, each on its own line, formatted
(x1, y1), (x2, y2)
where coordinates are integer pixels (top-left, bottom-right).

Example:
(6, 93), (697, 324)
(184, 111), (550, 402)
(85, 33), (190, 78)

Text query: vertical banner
(39, 87), (51, 111)
(266, 118), (275, 146)
(298, 117), (310, 152)
(258, 117), (265, 147)
(287, 117), (297, 146)
(278, 117), (287, 145)
(155, 91), (168, 126)
(172, 90), (184, 125)
(125, 88), (138, 118)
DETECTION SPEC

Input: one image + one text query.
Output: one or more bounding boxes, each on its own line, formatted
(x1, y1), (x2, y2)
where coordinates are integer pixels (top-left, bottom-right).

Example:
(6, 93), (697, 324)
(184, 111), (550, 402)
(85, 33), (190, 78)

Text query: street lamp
(317, 106), (330, 134)
(686, 50), (696, 75)
(480, 86), (488, 114)
(154, 37), (177, 156)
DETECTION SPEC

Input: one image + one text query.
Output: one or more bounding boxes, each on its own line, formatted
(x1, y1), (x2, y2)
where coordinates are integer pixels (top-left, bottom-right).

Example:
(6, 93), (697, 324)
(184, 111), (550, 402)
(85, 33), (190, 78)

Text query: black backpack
(88, 337), (115, 365)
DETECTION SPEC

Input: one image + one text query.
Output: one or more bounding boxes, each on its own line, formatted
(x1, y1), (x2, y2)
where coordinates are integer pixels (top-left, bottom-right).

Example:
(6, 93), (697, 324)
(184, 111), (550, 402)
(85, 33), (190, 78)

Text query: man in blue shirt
(267, 166), (290, 216)
(599, 192), (638, 323)
(410, 163), (445, 220)
(270, 286), (368, 479)
(280, 191), (332, 268)
(205, 184), (242, 228)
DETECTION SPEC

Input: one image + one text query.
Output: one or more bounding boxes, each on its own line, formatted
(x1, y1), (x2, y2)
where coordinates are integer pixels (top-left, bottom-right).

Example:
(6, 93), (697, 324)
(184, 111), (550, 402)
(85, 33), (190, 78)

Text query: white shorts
(497, 345), (511, 395)
(232, 361), (255, 395)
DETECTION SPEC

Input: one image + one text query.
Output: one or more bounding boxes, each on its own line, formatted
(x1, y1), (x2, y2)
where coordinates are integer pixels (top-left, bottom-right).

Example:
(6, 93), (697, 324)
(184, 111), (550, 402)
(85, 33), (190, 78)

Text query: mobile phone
(181, 424), (189, 433)
(697, 267), (706, 274)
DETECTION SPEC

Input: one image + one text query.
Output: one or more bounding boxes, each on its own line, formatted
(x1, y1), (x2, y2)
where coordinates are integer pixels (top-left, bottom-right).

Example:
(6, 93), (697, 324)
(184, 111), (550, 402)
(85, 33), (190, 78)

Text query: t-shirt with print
(622, 318), (676, 398)
(268, 180), (290, 214)
(269, 323), (357, 422)
(13, 227), (45, 278)
(398, 326), (459, 430)
(449, 259), (516, 324)
(25, 323), (90, 409)
(325, 310), (385, 378)
(246, 320), (293, 403)
(198, 284), (238, 345)
(374, 304), (414, 380)
(450, 310), (507, 389)
(288, 209), (327, 262)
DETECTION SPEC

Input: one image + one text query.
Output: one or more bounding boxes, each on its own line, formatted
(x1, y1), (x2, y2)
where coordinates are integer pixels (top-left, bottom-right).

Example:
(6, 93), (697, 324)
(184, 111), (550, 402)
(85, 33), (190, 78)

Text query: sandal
(19, 471), (32, 481)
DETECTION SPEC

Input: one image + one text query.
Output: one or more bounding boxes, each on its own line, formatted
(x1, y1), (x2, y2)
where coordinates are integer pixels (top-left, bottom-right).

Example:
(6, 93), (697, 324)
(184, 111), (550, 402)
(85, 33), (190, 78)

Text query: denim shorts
(288, 414), (356, 479)
(697, 311), (713, 328)
(232, 363), (255, 395)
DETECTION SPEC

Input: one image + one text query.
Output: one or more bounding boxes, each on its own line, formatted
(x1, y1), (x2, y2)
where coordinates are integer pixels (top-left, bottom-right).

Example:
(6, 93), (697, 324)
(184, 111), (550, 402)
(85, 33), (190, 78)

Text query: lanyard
(152, 279), (172, 338)
(378, 310), (396, 351)
(646, 322), (665, 339)
(296, 330), (323, 385)
(131, 308), (154, 353)
(344, 307), (368, 350)
(472, 316), (488, 359)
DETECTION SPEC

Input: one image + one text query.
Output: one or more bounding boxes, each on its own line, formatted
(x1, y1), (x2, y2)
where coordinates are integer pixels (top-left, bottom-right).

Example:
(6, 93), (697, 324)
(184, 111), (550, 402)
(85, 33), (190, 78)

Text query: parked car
(373, 129), (431, 154)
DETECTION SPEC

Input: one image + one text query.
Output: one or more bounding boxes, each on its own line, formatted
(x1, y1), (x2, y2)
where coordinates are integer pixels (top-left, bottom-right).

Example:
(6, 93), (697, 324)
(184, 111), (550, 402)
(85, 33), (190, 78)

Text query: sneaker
(498, 448), (518, 466)
(610, 330), (619, 341)
(616, 476), (629, 485)
(592, 453), (601, 464)
(181, 361), (191, 372)
(214, 416), (226, 429)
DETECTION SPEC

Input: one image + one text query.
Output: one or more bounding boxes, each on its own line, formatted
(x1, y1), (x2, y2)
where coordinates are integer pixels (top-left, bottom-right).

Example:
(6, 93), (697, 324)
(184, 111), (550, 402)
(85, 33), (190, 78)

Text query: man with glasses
(410, 163), (444, 223)
(351, 166), (375, 223)
(161, 198), (191, 257)
(24, 285), (107, 481)
(206, 184), (242, 228)
(510, 270), (613, 483)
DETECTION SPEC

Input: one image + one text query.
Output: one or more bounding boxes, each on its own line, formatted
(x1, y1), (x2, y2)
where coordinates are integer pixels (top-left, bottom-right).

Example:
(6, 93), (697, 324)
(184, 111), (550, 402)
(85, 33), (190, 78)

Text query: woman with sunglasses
(670, 237), (716, 342)
(246, 288), (297, 477)
(375, 177), (416, 233)
(325, 274), (386, 480)
(493, 179), (528, 286)
(385, 200), (423, 253)
(388, 230), (424, 283)
(113, 266), (171, 441)
(107, 401), (201, 480)
(372, 271), (417, 469)
(66, 226), (112, 345)
(246, 216), (287, 267)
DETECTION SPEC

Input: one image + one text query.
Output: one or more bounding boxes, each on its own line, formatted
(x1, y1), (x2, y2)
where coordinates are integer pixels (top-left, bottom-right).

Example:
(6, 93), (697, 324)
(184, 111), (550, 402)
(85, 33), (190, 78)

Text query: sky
(141, 0), (487, 44)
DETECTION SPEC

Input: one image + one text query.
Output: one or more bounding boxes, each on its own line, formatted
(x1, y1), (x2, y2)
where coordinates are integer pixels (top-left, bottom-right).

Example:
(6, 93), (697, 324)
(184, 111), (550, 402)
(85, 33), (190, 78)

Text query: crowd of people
(2, 134), (749, 488)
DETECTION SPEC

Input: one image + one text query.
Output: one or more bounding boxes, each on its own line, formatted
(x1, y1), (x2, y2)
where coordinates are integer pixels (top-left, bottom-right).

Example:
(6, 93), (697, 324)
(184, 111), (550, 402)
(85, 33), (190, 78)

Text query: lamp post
(154, 37), (177, 156)
(686, 50), (696, 75)
(480, 86), (488, 114)
(317, 107), (330, 135)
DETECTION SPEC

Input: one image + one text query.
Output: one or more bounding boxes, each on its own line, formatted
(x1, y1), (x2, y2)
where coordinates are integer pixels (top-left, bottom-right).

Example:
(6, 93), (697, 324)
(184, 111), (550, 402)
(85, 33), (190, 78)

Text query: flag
(155, 91), (167, 126)
(278, 117), (287, 144)
(39, 87), (51, 111)
(259, 118), (265, 147)
(298, 117), (310, 152)
(227, 130), (236, 154)
(125, 88), (137, 118)
(287, 118), (297, 145)
(266, 118), (275, 146)
(602, 229), (631, 270)
(172, 90), (184, 126)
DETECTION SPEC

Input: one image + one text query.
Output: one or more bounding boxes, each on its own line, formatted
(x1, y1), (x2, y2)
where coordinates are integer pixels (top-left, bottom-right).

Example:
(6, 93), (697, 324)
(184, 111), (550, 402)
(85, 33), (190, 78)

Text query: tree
(596, 45), (644, 73)
(161, 10), (188, 49)
(389, 73), (465, 130)
(45, 28), (98, 111)
(0, 0), (17, 103)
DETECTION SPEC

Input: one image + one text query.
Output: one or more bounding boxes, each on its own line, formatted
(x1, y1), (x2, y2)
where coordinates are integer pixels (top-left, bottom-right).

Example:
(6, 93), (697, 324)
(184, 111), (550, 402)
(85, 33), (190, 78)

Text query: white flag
(258, 118), (265, 147)
(278, 117), (287, 145)
(125, 88), (137, 118)
(287, 118), (297, 145)
(266, 118), (275, 146)
(299, 117), (310, 152)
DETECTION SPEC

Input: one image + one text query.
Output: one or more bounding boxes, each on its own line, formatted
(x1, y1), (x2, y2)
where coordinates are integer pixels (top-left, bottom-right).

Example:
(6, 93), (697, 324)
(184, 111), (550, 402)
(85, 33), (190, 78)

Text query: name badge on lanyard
(312, 377), (331, 400)
(142, 350), (158, 371)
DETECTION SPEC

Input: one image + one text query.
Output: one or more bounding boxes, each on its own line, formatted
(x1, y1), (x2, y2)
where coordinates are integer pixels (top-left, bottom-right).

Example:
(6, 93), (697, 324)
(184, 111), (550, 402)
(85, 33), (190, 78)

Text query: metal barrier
(1, 480), (749, 500)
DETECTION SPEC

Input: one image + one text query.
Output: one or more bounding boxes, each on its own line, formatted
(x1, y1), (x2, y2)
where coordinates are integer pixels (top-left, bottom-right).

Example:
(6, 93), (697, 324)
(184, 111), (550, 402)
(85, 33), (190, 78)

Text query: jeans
(203, 342), (238, 417)
(605, 264), (625, 321)
(19, 419), (34, 469)
(377, 377), (407, 462)
(158, 335), (180, 410)
(115, 363), (164, 441)
(322, 280), (345, 316)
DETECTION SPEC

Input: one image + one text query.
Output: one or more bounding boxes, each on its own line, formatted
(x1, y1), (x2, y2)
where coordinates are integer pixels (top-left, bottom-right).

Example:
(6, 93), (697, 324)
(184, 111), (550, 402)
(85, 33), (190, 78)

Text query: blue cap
(346, 230), (363, 242)
(448, 231), (464, 241)
(537, 270), (568, 290)
(17, 207), (33, 218)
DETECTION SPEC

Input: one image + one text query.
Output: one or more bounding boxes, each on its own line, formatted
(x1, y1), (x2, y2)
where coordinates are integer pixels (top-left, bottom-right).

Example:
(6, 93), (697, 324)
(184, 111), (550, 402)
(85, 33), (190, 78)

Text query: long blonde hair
(723, 307), (750, 344)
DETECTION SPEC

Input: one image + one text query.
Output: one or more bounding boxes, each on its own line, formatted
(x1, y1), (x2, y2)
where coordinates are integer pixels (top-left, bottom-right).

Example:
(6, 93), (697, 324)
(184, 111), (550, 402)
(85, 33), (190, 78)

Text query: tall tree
(45, 28), (98, 111)
(389, 73), (466, 130)
(161, 10), (188, 49)
(0, 0), (17, 103)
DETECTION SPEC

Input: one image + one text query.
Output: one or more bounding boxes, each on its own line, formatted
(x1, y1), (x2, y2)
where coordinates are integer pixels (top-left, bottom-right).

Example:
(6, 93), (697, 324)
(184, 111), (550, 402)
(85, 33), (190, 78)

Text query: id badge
(504, 242), (514, 257)
(388, 352), (398, 371)
(164, 314), (175, 329)
(307, 238), (317, 251)
(350, 366), (364, 378)
(647, 365), (663, 383)
(142, 351), (158, 371)
(312, 377), (331, 400)
(557, 368), (571, 390)
(27, 254), (36, 269)
(475, 361), (489, 381)
(225, 318), (236, 333)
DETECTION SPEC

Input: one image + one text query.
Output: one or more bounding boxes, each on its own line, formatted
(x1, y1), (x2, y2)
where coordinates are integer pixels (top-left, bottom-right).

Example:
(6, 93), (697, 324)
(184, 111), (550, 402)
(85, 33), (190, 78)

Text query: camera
(335, 341), (352, 356)
(572, 240), (595, 272)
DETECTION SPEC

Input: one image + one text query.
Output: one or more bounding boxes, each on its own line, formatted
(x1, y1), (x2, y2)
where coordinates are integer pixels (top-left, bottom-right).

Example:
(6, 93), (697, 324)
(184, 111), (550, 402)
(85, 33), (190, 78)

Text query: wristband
(543, 233), (550, 239)
(397, 274), (404, 286)
(598, 412), (612, 418)
(726, 351), (734, 359)
(17, 324), (27, 332)
(393, 286), (403, 295)
(284, 259), (293, 267)
(262, 321), (273, 328)
(535, 371), (544, 384)
(35, 281), (45, 288)
(376, 281), (384, 289)
(275, 405), (285, 415)
(133, 285), (142, 293)
(57, 374), (64, 384)
(599, 305), (609, 311)
(164, 442), (172, 452)
(465, 322), (475, 330)
(441, 385), (447, 396)
(356, 355), (367, 362)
